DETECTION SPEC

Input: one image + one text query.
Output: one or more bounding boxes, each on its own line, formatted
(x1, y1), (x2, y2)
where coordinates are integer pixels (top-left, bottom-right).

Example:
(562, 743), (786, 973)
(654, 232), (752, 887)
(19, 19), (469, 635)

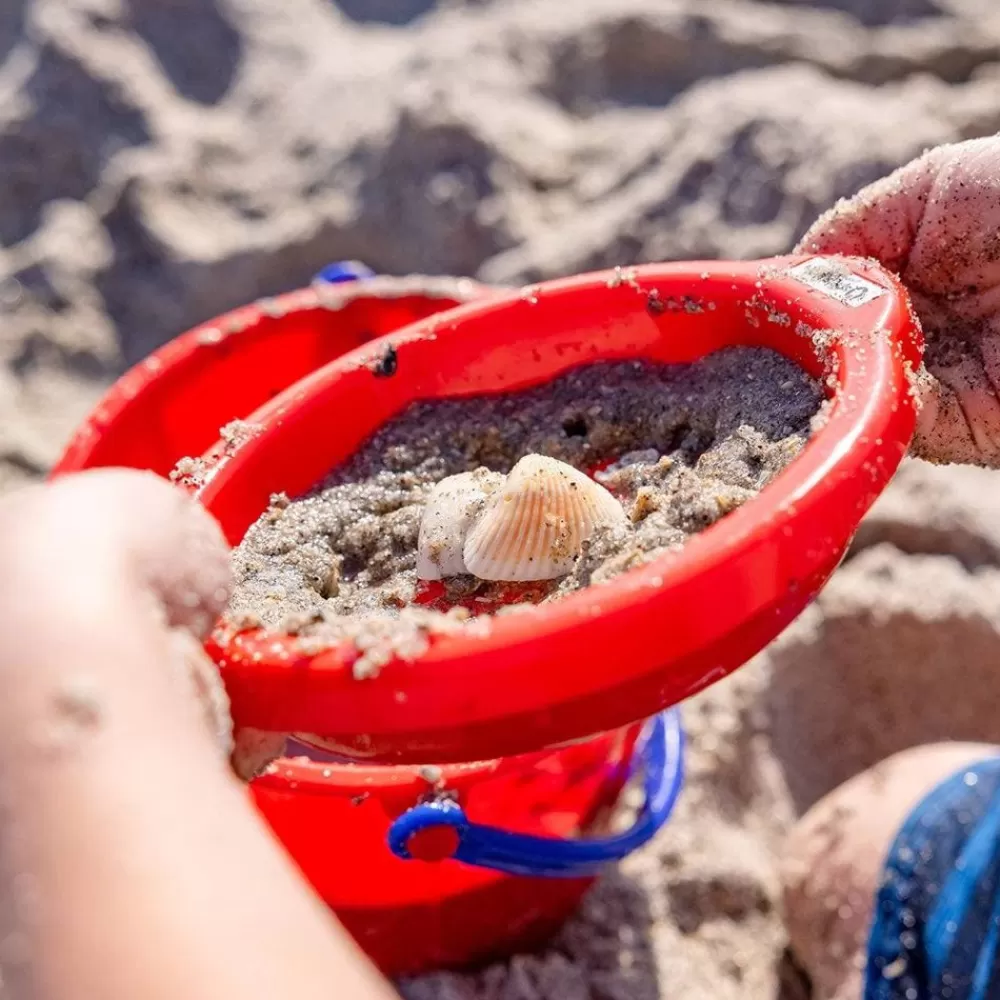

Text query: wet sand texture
(229, 348), (822, 632)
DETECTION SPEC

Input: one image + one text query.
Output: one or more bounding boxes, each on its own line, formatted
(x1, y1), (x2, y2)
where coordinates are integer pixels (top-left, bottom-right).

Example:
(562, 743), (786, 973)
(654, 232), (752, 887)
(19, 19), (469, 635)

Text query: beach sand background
(3, 1), (1000, 997)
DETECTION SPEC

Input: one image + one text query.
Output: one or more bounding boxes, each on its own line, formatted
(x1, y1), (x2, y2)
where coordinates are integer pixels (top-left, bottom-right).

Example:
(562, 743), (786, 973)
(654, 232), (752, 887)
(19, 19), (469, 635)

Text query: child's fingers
(0, 468), (231, 640)
(0, 468), (236, 762)
(798, 136), (1000, 467)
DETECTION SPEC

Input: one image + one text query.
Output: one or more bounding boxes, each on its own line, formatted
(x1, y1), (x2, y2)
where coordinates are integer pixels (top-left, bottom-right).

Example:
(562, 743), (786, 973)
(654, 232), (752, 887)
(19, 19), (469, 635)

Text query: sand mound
(4, 1), (1000, 997)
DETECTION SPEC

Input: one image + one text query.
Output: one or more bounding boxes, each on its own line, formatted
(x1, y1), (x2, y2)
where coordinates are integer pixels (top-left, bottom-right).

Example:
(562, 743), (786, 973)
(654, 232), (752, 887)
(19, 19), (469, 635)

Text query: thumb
(0, 468), (234, 759)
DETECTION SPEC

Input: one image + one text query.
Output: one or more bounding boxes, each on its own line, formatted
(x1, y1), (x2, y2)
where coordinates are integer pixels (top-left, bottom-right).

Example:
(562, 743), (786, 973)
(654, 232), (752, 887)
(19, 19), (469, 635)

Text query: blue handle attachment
(313, 260), (375, 285)
(388, 709), (684, 878)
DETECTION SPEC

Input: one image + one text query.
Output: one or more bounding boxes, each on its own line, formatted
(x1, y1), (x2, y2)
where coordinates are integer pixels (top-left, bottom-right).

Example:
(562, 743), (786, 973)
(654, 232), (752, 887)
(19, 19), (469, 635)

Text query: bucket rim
(252, 724), (642, 797)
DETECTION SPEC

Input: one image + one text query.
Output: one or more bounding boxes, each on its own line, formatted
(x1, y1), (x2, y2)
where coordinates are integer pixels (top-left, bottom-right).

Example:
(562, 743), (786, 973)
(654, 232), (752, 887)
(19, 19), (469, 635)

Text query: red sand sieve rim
(189, 255), (922, 765)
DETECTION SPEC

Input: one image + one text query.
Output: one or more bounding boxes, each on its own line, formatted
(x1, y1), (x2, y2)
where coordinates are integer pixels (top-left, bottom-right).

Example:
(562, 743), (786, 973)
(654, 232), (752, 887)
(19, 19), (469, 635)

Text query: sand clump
(6, 0), (1000, 998)
(227, 348), (822, 652)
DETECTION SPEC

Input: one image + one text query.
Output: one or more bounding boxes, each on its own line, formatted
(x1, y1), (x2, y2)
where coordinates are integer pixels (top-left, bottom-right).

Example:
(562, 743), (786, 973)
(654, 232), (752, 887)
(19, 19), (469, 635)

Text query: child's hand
(0, 470), (393, 1000)
(798, 137), (1000, 468)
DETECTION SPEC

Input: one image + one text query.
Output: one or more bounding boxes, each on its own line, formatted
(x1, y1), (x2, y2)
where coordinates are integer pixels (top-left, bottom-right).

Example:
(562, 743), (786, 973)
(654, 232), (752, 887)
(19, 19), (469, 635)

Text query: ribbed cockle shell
(416, 468), (504, 580)
(462, 454), (628, 581)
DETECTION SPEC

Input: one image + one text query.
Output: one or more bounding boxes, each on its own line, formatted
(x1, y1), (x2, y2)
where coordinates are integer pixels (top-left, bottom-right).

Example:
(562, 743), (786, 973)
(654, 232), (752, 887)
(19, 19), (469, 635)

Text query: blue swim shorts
(865, 755), (1000, 1000)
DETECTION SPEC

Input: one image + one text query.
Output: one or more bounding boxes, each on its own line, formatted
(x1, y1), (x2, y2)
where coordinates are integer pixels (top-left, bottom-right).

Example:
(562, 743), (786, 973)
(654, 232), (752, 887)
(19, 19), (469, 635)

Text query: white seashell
(416, 468), (504, 579)
(463, 454), (628, 581)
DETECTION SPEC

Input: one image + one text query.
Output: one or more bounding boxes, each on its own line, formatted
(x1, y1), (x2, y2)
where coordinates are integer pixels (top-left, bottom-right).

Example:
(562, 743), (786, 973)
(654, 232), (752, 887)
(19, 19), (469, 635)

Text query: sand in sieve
(227, 346), (823, 672)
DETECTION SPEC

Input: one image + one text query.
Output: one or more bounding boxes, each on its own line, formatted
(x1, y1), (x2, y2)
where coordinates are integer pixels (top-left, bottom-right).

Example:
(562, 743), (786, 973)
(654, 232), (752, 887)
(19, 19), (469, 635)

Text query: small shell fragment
(416, 468), (504, 580)
(463, 454), (628, 581)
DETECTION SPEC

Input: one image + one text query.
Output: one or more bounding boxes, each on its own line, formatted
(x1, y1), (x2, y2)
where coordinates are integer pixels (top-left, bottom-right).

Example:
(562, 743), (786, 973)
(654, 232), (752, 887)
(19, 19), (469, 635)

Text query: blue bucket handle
(388, 708), (684, 879)
(312, 260), (376, 285)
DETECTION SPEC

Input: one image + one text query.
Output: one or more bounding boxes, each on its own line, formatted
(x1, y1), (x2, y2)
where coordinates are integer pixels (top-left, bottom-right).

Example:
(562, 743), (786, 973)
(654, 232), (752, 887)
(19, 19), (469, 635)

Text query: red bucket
(55, 274), (489, 480)
(51, 272), (686, 976)
(254, 722), (654, 975)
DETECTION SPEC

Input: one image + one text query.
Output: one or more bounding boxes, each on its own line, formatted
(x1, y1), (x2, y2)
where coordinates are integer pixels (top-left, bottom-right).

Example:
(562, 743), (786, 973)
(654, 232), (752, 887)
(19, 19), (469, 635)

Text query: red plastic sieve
(192, 254), (922, 765)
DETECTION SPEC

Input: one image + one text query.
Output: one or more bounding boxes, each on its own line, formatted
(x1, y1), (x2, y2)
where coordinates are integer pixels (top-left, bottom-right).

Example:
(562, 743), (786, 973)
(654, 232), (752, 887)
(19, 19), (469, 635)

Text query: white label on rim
(787, 257), (887, 308)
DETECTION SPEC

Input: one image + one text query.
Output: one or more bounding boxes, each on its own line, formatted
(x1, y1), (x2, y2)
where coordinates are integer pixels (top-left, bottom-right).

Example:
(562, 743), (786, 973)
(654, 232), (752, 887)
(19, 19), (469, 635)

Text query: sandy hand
(797, 137), (1000, 467)
(0, 469), (277, 779)
(0, 470), (393, 1000)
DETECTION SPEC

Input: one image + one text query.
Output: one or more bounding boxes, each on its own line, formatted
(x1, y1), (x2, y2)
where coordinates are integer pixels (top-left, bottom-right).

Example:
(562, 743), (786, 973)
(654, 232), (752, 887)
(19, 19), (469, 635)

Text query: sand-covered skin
(228, 348), (821, 633)
(7, 1), (1000, 998)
